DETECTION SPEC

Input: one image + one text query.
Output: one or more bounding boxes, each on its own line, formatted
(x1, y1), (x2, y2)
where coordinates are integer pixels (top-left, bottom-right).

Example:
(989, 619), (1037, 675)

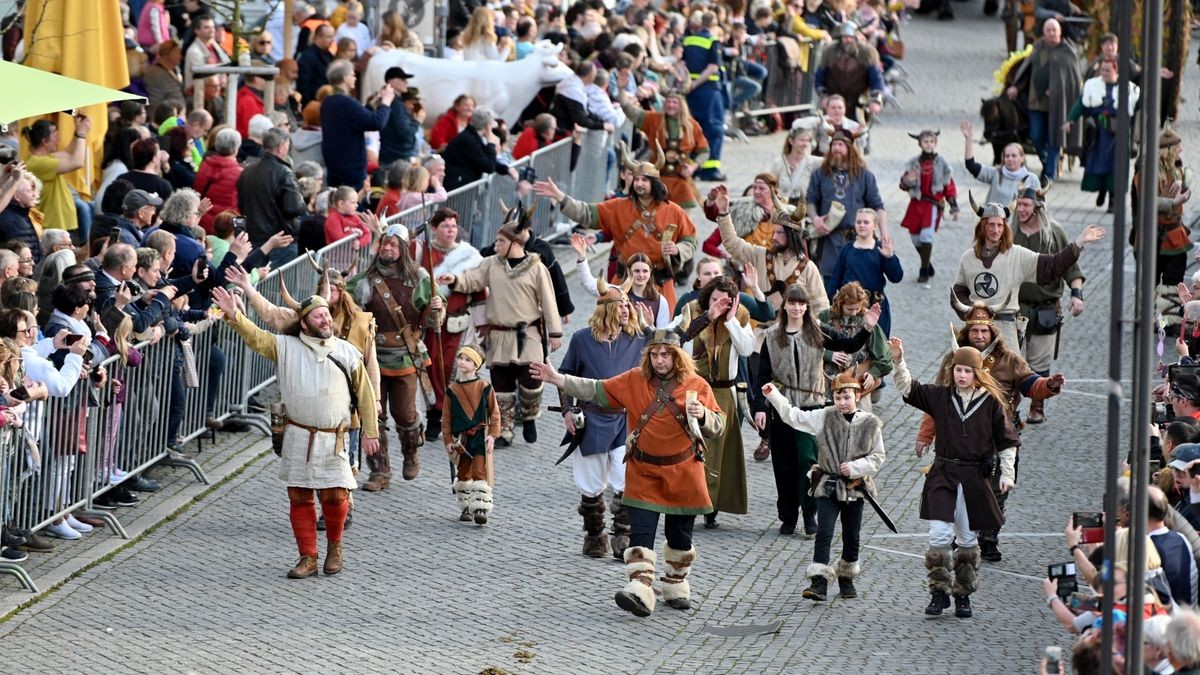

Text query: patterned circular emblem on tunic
(973, 272), (999, 299)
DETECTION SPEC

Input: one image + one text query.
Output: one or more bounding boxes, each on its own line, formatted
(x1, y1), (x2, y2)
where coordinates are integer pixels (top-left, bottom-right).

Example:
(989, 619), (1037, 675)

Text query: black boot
(925, 590), (951, 615)
(838, 577), (857, 599)
(979, 536), (1002, 562)
(803, 576), (828, 601)
(522, 420), (538, 443)
(426, 409), (442, 441)
(917, 266), (930, 284)
(954, 594), (973, 618)
(801, 510), (817, 539)
(704, 511), (720, 529)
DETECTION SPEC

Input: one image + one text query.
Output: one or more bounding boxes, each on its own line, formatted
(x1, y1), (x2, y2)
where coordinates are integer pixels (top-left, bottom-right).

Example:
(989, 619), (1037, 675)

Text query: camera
(1154, 402), (1174, 425)
(1073, 511), (1104, 544)
(1048, 562), (1078, 597)
(1069, 592), (1099, 612)
(232, 216), (247, 235)
(518, 166), (537, 183)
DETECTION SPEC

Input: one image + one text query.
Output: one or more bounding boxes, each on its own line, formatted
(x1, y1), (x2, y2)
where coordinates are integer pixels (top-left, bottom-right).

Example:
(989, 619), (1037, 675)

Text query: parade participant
(1133, 126), (1191, 337)
(713, 188), (828, 314)
(889, 337), (1020, 619)
(622, 253), (670, 328)
(952, 195), (1103, 348)
(1065, 59), (1140, 211)
(444, 344), (499, 526)
(763, 369), (886, 602)
(558, 278), (648, 559)
(670, 257), (776, 324)
(530, 330), (726, 618)
(807, 128), (886, 287)
(675, 276), (755, 529)
(819, 282), (893, 409)
(960, 121), (1041, 205)
(813, 23), (885, 124)
(211, 288), (380, 579)
(829, 210), (902, 336)
(899, 129), (959, 285)
(226, 263), (380, 493)
(619, 90), (708, 207)
(534, 162), (697, 312)
(701, 174), (782, 258)
(812, 96), (866, 157)
(916, 302), (1064, 562)
(682, 10), (728, 181)
(754, 284), (881, 537)
(348, 224), (445, 488)
(1011, 187), (1084, 424)
(770, 124), (824, 204)
(1006, 19), (1083, 185)
(410, 207), (486, 440)
(438, 205), (563, 447)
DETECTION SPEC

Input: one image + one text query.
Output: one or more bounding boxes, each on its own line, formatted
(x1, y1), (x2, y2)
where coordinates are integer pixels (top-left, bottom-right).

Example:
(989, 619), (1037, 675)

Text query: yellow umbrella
(22, 0), (131, 199)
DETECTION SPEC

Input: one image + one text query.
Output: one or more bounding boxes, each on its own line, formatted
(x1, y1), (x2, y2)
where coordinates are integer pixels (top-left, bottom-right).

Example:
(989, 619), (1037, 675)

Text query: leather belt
(287, 419), (348, 463)
(706, 378), (737, 389)
(934, 456), (981, 467)
(628, 446), (696, 466)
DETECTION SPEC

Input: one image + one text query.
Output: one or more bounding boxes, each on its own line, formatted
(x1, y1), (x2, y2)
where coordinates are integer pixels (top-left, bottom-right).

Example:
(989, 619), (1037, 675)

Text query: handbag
(1028, 301), (1062, 335)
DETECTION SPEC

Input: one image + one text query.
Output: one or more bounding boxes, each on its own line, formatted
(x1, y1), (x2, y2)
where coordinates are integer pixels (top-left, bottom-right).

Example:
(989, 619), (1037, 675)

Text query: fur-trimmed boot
(835, 558), (861, 599)
(454, 480), (472, 522)
(399, 421), (425, 481)
(803, 562), (836, 601)
(579, 495), (610, 558)
(924, 547), (953, 615)
(952, 546), (981, 618)
(517, 384), (543, 443)
(495, 393), (517, 447)
(466, 480), (493, 525)
(1158, 284), (1183, 337)
(614, 546), (656, 617)
(609, 492), (631, 560)
(661, 545), (697, 610)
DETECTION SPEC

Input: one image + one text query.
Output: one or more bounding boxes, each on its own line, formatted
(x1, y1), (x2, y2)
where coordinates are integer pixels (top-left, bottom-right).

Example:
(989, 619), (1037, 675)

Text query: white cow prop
(362, 42), (572, 127)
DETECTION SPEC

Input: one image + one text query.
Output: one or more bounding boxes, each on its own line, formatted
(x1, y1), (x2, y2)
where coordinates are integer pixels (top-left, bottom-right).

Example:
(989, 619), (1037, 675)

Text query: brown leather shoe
(361, 474), (390, 492)
(753, 438), (771, 461)
(324, 542), (343, 575)
(401, 453), (420, 481)
(1027, 399), (1045, 424)
(17, 531), (56, 553)
(287, 555), (319, 579)
(205, 416), (225, 430)
(74, 515), (107, 528)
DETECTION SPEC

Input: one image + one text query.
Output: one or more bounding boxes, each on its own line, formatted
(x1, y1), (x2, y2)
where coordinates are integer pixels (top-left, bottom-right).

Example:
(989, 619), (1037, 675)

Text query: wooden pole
(283, 0), (294, 59)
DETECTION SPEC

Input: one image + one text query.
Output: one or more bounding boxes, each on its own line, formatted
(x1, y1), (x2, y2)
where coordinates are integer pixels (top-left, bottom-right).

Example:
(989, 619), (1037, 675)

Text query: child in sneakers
(763, 371), (887, 603)
(444, 344), (499, 525)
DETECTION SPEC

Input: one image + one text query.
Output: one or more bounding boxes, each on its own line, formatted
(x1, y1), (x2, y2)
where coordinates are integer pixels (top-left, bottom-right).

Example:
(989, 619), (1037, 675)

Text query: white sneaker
(45, 521), (81, 540)
(65, 515), (93, 533)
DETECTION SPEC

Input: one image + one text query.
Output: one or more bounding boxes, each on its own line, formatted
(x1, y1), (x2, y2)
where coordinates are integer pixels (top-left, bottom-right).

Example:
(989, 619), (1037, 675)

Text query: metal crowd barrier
(744, 38), (822, 117)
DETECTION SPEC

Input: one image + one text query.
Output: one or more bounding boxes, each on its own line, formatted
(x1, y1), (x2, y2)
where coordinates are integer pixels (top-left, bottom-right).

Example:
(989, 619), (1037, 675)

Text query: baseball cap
(1168, 443), (1200, 470)
(384, 66), (413, 81)
(122, 189), (163, 214)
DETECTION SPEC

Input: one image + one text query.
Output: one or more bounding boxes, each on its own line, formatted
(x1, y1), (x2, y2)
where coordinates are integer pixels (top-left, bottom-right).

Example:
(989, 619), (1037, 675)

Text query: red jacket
(194, 154), (243, 234)
(236, 85), (265, 139)
(325, 210), (371, 248)
(429, 111), (463, 152)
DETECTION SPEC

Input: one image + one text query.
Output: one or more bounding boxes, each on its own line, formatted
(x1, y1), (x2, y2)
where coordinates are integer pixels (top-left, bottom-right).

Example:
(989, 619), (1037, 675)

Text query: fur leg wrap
(1157, 284), (1183, 327)
(661, 545), (696, 603)
(609, 492), (632, 558)
(621, 546), (657, 613)
(466, 480), (493, 514)
(835, 558), (861, 580)
(578, 495), (607, 536)
(952, 546), (982, 596)
(805, 562), (837, 584)
(496, 392), (517, 442)
(453, 480), (471, 510)
(925, 547), (953, 594)
(517, 384), (544, 422)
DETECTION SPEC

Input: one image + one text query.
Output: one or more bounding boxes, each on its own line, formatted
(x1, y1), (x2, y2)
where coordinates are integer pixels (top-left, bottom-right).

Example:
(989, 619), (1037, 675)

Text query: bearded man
(1010, 187), (1084, 423)
(806, 128), (887, 287)
(212, 288), (379, 579)
(813, 23), (885, 122)
(534, 160), (698, 312)
(1007, 19), (1083, 184)
(348, 225), (445, 488)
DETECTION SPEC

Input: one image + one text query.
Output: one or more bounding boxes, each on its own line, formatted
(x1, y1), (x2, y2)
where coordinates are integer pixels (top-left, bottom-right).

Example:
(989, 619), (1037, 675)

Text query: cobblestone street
(0, 7), (1196, 674)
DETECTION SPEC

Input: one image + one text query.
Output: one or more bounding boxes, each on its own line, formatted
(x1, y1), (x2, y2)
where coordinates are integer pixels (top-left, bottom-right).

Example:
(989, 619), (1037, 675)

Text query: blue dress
(828, 242), (904, 336)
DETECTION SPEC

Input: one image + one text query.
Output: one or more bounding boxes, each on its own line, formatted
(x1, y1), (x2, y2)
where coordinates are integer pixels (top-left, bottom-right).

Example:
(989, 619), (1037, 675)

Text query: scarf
(299, 331), (335, 361)
(1000, 166), (1029, 183)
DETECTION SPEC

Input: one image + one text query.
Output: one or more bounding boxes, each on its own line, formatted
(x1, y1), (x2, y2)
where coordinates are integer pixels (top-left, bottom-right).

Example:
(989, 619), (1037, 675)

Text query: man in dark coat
(1007, 19), (1083, 184)
(891, 338), (1020, 620)
(320, 59), (392, 189)
(296, 24), (335, 104)
(442, 108), (516, 191)
(236, 128), (306, 267)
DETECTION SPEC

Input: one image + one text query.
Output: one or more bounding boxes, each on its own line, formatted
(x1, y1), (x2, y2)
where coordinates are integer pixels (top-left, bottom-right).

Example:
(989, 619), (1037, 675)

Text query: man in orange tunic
(533, 162), (698, 314)
(620, 90), (709, 208)
(532, 330), (725, 618)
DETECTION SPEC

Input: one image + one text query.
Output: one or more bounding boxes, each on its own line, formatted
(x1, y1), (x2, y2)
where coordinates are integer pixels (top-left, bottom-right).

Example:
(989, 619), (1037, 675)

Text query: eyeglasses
(18, 258), (32, 264)
(18, 327), (33, 334)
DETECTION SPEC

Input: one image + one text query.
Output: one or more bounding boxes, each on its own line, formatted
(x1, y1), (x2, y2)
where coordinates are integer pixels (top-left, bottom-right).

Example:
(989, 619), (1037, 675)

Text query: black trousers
(628, 505), (695, 551)
(490, 363), (538, 394)
(769, 408), (819, 525)
(813, 496), (865, 566)
(979, 452), (1020, 545)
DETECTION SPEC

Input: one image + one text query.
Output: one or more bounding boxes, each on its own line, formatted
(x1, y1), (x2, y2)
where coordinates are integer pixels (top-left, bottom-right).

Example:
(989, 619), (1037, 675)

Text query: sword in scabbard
(846, 478), (898, 533)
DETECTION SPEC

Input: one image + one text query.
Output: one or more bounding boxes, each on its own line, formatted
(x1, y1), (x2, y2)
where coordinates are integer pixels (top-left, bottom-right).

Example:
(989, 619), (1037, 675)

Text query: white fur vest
(1080, 76), (1140, 114)
(432, 242), (483, 297)
(814, 408), (881, 501)
(903, 154), (953, 199)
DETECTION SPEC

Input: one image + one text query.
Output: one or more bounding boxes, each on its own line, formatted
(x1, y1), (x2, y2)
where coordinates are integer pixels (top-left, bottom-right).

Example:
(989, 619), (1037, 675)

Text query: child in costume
(444, 344), (500, 525)
(898, 129), (958, 285)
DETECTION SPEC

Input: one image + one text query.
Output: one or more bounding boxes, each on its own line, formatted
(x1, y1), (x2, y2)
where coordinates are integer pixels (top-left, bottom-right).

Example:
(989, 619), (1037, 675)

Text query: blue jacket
(1151, 529), (1197, 606)
(379, 102), (420, 166)
(320, 93), (391, 188)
